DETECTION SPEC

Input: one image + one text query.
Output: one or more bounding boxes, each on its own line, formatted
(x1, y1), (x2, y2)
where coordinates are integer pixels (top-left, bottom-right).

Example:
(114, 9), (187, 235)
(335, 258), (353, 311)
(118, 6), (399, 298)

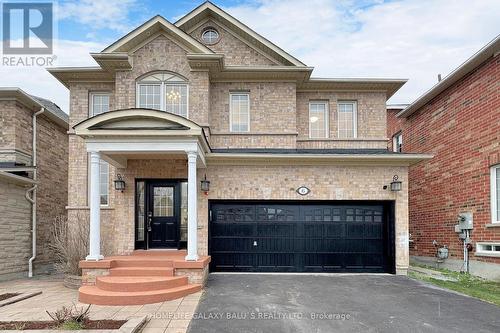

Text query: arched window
(136, 72), (188, 117)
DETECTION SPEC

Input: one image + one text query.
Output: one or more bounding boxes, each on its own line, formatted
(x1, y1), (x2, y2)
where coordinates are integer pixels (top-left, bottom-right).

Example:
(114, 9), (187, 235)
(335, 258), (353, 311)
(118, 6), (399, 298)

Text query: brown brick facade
(0, 100), (68, 280)
(190, 20), (280, 66)
(65, 15), (413, 276)
(387, 54), (500, 265)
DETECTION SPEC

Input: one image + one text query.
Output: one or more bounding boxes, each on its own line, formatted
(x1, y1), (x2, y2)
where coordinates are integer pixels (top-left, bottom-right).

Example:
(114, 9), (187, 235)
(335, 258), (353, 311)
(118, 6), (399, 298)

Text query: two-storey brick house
(49, 2), (430, 305)
(0, 88), (68, 281)
(388, 36), (500, 280)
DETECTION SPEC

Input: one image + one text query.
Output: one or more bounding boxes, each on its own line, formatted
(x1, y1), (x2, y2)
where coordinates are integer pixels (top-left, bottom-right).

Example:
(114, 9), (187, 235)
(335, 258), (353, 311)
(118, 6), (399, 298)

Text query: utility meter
(437, 246), (449, 260)
(457, 212), (473, 230)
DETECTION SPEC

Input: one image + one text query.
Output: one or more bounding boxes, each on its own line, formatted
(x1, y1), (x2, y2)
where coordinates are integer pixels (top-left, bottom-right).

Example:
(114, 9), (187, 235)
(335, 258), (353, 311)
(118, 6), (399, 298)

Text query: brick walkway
(0, 276), (201, 333)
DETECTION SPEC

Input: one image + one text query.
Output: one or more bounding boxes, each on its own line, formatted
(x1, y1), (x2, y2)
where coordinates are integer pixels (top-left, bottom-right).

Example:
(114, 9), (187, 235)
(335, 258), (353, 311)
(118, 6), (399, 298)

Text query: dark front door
(147, 182), (180, 248)
(209, 201), (395, 273)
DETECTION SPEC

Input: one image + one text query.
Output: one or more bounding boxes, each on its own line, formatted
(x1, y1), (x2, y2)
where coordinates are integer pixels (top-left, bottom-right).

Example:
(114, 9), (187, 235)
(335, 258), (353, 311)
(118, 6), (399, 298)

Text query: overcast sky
(0, 0), (498, 113)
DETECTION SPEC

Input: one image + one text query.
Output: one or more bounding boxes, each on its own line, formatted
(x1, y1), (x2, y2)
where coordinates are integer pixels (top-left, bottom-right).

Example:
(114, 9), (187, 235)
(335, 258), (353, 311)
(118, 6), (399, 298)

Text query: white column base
(185, 254), (199, 261)
(85, 254), (104, 261)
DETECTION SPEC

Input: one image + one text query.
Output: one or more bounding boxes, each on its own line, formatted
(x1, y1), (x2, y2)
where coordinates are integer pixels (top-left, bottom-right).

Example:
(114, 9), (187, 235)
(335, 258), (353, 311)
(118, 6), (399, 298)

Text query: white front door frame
(85, 137), (206, 262)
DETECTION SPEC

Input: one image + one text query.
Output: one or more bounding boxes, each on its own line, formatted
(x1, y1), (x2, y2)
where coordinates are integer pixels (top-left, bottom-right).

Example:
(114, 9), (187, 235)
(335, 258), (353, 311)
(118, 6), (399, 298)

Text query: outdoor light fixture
(114, 174), (126, 192)
(390, 175), (402, 192)
(200, 175), (210, 194)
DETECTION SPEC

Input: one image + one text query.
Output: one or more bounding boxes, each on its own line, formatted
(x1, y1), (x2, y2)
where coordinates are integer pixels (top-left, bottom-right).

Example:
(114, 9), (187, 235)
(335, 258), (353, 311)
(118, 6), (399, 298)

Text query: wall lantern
(200, 175), (210, 195)
(390, 175), (402, 192)
(114, 174), (126, 192)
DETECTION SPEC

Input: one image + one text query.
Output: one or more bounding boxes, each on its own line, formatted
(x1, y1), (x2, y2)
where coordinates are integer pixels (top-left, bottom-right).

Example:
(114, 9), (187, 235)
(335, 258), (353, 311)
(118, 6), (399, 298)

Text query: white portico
(73, 109), (210, 261)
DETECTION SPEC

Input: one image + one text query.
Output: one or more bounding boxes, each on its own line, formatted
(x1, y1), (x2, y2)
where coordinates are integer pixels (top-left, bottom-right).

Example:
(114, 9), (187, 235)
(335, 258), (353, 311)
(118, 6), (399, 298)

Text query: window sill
(297, 137), (388, 142)
(211, 132), (298, 136)
(485, 223), (500, 228)
(65, 206), (115, 210)
(475, 252), (500, 258)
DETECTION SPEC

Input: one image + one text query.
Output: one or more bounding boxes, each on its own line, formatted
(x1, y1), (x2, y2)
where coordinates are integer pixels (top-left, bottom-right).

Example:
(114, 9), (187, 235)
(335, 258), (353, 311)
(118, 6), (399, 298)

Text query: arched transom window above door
(136, 72), (188, 118)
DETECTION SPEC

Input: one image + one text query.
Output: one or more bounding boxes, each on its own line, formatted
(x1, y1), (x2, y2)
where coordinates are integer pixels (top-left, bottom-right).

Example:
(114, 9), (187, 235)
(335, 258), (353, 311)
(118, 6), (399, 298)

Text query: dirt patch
(0, 319), (127, 330)
(0, 293), (20, 301)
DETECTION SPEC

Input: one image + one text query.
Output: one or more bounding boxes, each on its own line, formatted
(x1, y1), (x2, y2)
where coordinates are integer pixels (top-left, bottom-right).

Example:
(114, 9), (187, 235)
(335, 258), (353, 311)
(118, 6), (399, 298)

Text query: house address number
(296, 186), (310, 196)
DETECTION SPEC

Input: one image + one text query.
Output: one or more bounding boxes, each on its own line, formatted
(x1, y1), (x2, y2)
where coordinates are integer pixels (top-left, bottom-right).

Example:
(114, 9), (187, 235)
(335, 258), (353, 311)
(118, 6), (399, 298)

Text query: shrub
(49, 213), (109, 276)
(46, 303), (91, 327)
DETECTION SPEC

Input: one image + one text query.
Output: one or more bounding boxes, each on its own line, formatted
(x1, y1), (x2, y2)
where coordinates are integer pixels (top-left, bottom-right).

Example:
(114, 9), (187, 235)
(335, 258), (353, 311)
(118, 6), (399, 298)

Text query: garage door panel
(211, 223), (254, 237)
(255, 253), (294, 269)
(257, 205), (298, 222)
(346, 223), (365, 238)
(324, 223), (346, 237)
(257, 237), (296, 252)
(210, 202), (392, 273)
(365, 239), (384, 253)
(256, 223), (295, 237)
(304, 253), (344, 270)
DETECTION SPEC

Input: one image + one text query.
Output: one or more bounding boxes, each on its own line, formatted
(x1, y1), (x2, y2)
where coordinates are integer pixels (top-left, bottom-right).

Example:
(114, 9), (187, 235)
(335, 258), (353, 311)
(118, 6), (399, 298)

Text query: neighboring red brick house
(388, 36), (500, 280)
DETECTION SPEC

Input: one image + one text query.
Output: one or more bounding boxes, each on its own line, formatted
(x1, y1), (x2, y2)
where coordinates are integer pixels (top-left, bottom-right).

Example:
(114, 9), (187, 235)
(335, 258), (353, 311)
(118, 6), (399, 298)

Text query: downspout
(26, 107), (44, 278)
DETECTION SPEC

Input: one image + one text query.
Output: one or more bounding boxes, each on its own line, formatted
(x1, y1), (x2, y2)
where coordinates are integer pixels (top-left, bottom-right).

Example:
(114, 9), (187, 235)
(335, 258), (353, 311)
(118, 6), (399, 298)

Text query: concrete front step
(113, 258), (174, 268)
(96, 276), (188, 292)
(79, 284), (202, 306)
(109, 267), (174, 277)
(132, 250), (187, 257)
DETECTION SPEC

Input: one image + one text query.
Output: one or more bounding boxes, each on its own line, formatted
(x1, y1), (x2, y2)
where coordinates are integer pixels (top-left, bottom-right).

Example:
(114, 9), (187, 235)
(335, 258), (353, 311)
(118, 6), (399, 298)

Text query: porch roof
(73, 108), (211, 168)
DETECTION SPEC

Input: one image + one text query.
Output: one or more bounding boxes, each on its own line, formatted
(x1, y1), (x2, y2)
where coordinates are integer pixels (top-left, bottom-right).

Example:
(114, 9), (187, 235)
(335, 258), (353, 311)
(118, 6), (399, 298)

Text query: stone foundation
(174, 265), (209, 286)
(81, 268), (110, 286)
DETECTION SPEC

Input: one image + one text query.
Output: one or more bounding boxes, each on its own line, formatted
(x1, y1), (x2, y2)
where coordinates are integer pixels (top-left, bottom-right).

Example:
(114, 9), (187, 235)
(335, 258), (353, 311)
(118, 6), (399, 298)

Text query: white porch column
(86, 151), (104, 261)
(186, 151), (199, 261)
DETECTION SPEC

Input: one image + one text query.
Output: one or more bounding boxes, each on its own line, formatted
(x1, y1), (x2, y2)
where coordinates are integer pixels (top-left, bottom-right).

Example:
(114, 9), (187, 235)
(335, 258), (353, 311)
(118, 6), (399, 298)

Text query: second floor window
(309, 101), (328, 139)
(337, 101), (357, 138)
(230, 92), (250, 132)
(90, 93), (110, 116)
(137, 72), (188, 117)
(393, 132), (403, 152)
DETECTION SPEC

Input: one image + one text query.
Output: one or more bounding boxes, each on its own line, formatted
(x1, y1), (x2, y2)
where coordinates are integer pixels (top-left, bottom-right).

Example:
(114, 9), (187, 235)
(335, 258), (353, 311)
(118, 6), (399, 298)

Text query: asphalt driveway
(187, 274), (500, 333)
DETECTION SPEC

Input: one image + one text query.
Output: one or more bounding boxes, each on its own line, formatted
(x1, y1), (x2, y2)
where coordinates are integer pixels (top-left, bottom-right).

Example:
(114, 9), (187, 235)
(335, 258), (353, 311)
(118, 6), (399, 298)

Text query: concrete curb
(0, 291), (43, 307)
(1, 315), (148, 333)
(119, 315), (148, 333)
(409, 266), (458, 282)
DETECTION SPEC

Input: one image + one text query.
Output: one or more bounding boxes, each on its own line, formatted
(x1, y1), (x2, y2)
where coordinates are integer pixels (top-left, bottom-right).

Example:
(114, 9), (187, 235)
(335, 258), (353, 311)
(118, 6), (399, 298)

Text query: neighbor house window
(476, 243), (500, 257)
(491, 165), (500, 224)
(393, 132), (403, 152)
(99, 160), (109, 206)
(337, 101), (357, 138)
(309, 101), (328, 139)
(90, 93), (110, 116)
(137, 72), (188, 117)
(230, 92), (250, 132)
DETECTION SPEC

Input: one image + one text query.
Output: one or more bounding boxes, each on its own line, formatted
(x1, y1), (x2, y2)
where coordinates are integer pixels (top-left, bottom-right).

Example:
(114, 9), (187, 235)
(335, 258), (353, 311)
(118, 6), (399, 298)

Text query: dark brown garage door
(209, 201), (395, 273)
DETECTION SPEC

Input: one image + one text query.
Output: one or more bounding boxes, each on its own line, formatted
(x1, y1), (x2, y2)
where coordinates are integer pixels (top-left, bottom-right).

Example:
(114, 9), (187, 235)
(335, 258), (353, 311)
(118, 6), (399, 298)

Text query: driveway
(188, 274), (500, 333)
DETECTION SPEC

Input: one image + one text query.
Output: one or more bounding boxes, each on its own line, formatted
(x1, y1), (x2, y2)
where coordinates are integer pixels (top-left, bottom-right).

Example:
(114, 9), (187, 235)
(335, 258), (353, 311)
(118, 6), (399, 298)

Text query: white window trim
(229, 92), (250, 133)
(136, 77), (189, 118)
(308, 101), (329, 139)
(89, 92), (111, 117)
(337, 101), (358, 139)
(392, 132), (402, 152)
(491, 164), (500, 224)
(475, 242), (500, 257)
(87, 155), (110, 207)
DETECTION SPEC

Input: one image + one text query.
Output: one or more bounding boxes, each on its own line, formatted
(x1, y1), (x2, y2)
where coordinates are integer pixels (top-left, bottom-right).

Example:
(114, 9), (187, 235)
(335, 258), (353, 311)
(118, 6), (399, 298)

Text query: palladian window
(136, 72), (188, 117)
